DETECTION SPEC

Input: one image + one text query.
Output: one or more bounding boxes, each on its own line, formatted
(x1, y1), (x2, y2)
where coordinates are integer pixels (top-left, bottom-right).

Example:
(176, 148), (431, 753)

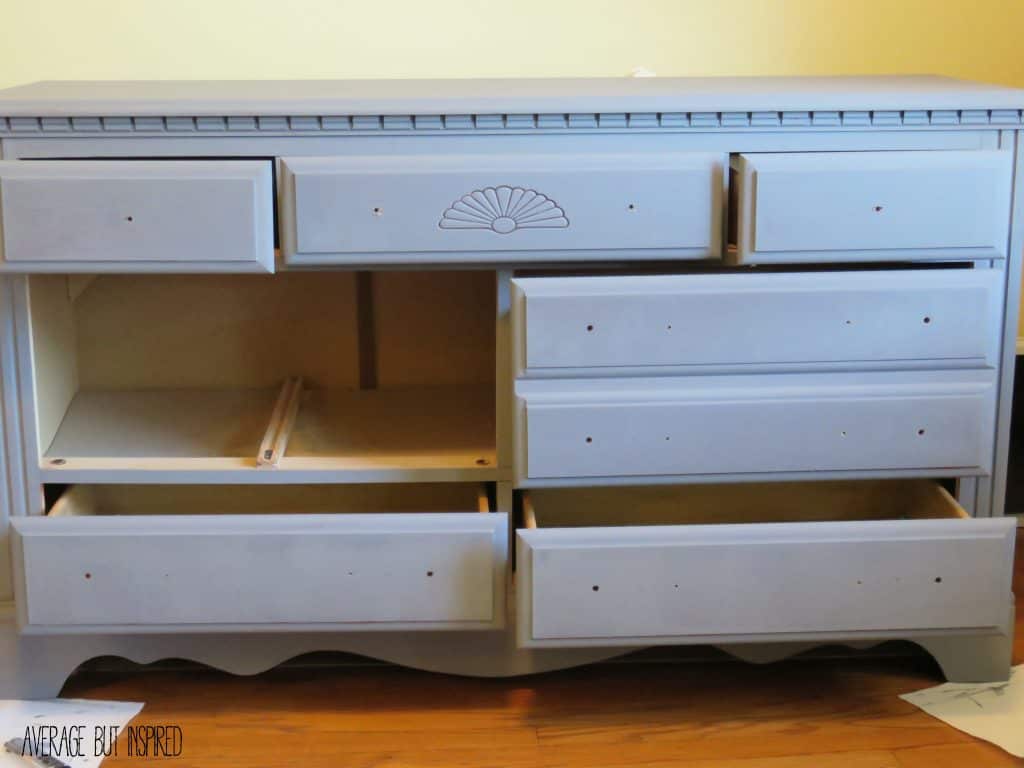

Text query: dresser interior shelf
(28, 271), (497, 481)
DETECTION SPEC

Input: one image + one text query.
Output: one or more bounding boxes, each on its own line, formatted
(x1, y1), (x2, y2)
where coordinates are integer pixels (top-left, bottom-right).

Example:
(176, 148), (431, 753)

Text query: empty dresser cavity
(517, 370), (996, 482)
(516, 481), (1017, 647)
(731, 150), (1012, 263)
(11, 483), (506, 632)
(280, 152), (724, 264)
(0, 160), (275, 272)
(512, 269), (1000, 374)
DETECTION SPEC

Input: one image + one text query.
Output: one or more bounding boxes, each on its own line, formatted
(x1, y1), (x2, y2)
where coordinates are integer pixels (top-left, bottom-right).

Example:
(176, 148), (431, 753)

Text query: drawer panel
(513, 269), (999, 373)
(518, 371), (995, 480)
(281, 153), (723, 264)
(517, 481), (1017, 646)
(0, 160), (275, 273)
(11, 484), (505, 632)
(732, 150), (1012, 263)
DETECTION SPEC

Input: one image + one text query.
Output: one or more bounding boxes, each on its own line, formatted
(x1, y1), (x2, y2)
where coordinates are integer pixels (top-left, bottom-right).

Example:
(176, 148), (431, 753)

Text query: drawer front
(11, 512), (506, 631)
(519, 371), (995, 480)
(517, 513), (1016, 646)
(733, 150), (1012, 263)
(513, 269), (999, 373)
(281, 153), (723, 264)
(0, 160), (275, 273)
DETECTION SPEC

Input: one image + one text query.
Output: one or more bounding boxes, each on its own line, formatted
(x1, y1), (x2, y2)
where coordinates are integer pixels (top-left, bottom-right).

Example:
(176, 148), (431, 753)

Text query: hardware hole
(923, 316), (931, 324)
(666, 324), (672, 330)
(50, 458), (66, 466)
(873, 205), (883, 212)
(856, 580), (862, 585)
(840, 431), (847, 437)
(665, 436), (671, 441)
(427, 571), (434, 577)
(585, 436), (593, 444)
(918, 428), (926, 436)
(124, 215), (134, 222)
(84, 573), (91, 580)
(845, 320), (852, 325)
(592, 585), (600, 592)
(627, 203), (636, 211)
(586, 324), (594, 332)
(475, 457), (489, 466)
(372, 207), (383, 216)
(934, 577), (942, 583)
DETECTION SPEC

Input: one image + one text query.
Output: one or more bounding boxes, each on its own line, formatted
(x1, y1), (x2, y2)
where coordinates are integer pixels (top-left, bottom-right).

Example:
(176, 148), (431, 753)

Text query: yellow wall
(2, 0), (1023, 329)
(2, 0), (1023, 88)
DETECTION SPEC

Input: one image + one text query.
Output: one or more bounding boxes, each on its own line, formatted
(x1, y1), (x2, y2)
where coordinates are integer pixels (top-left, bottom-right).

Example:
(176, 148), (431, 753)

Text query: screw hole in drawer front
(516, 480), (1017, 645)
(15, 483), (506, 630)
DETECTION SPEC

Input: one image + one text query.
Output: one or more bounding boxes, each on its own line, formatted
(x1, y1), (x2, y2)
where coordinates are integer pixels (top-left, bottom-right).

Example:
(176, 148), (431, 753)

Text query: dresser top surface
(0, 75), (1022, 117)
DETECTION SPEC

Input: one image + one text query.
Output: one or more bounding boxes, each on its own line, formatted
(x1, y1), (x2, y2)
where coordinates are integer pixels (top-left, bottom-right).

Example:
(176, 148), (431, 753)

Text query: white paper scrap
(900, 665), (1024, 758)
(0, 699), (144, 768)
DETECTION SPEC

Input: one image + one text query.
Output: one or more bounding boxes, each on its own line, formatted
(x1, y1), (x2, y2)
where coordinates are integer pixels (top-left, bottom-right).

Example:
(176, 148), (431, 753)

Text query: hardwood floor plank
(544, 748), (902, 768)
(892, 742), (1023, 767)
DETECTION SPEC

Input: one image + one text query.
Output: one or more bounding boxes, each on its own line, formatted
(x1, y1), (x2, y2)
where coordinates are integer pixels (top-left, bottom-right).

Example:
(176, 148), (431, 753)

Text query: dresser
(0, 76), (1020, 697)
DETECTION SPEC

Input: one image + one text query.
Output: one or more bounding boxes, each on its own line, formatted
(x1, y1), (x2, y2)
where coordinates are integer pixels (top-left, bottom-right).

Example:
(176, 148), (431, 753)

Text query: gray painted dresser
(0, 76), (1021, 696)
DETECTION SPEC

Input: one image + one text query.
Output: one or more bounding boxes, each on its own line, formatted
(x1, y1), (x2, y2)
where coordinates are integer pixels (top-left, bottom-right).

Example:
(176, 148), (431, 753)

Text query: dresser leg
(915, 630), (1014, 683)
(0, 607), (88, 698)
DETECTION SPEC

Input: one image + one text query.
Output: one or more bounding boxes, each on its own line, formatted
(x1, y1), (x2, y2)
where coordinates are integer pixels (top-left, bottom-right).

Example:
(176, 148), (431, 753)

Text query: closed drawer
(517, 370), (995, 481)
(731, 150), (1012, 264)
(10, 483), (505, 633)
(512, 268), (999, 374)
(280, 153), (723, 265)
(517, 481), (1017, 647)
(0, 160), (275, 273)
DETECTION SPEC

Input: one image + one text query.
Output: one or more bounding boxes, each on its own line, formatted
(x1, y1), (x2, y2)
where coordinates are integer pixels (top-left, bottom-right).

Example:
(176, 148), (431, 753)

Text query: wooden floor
(64, 529), (1024, 768)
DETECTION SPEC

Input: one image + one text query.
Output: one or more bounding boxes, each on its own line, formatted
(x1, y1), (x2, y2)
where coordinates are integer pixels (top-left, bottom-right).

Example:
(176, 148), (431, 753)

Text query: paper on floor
(0, 699), (143, 768)
(900, 665), (1024, 758)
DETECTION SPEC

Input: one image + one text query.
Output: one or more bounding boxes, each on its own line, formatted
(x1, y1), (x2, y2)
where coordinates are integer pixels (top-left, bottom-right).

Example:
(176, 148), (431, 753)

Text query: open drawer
(11, 483), (506, 633)
(0, 160), (275, 273)
(516, 481), (1016, 647)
